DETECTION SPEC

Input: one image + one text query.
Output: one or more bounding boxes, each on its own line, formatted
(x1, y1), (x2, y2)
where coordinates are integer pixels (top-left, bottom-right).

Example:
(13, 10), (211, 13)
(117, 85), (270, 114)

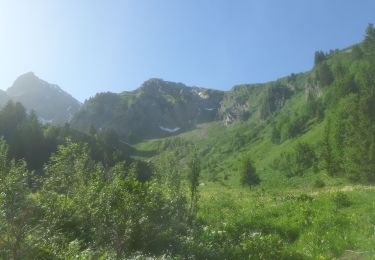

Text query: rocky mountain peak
(5, 72), (81, 125)
(72, 78), (225, 142)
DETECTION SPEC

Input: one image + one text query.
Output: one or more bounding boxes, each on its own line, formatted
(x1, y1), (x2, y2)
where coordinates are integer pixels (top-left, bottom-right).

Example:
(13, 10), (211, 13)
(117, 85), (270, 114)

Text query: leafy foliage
(0, 139), (36, 259)
(0, 140), (190, 258)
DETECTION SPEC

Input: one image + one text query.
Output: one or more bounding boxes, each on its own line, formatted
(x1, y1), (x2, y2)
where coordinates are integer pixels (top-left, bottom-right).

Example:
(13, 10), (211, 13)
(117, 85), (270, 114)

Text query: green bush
(333, 192), (352, 208)
(274, 142), (317, 177)
(240, 157), (260, 186)
(314, 179), (326, 188)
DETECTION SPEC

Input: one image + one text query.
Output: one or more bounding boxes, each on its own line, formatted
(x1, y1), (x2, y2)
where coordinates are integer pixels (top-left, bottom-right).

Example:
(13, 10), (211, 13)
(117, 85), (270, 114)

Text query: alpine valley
(1, 25), (375, 259)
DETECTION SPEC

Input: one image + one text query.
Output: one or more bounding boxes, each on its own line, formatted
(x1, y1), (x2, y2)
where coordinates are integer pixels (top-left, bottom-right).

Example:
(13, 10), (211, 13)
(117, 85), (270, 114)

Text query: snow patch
(198, 92), (209, 99)
(39, 117), (53, 124)
(159, 126), (181, 133)
(192, 89), (209, 99)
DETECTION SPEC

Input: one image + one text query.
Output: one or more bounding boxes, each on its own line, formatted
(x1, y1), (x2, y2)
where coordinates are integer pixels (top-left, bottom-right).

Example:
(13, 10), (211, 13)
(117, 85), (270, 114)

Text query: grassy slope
(135, 110), (375, 258)
(133, 46), (375, 258)
(136, 121), (375, 258)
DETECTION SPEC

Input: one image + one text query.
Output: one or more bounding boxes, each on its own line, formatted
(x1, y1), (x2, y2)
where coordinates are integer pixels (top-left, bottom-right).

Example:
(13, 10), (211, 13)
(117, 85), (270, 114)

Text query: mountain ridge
(71, 78), (225, 142)
(0, 40), (361, 142)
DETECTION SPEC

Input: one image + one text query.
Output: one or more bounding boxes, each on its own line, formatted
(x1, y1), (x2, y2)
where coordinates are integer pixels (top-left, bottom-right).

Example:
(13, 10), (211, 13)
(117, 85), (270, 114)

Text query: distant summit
(4, 72), (81, 124)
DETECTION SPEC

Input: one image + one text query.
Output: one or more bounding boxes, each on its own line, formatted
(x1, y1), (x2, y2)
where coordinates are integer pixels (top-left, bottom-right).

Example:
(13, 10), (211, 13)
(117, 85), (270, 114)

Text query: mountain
(6, 72), (81, 124)
(72, 78), (224, 142)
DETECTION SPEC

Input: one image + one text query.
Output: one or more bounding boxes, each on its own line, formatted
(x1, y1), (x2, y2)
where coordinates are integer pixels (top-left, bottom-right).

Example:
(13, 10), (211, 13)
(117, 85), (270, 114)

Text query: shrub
(314, 179), (326, 188)
(333, 192), (352, 208)
(240, 157), (260, 187)
(274, 142), (317, 177)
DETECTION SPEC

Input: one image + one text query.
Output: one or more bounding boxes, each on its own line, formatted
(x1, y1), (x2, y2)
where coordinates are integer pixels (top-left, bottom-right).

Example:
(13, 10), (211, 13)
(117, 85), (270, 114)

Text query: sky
(0, 0), (374, 102)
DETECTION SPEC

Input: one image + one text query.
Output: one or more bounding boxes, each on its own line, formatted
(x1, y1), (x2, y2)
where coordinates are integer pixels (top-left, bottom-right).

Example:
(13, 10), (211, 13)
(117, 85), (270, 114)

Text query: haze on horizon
(0, 0), (374, 102)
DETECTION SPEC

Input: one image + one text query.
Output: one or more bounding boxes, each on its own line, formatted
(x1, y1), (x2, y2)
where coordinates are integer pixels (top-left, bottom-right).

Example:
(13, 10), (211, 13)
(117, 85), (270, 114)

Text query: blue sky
(0, 0), (374, 101)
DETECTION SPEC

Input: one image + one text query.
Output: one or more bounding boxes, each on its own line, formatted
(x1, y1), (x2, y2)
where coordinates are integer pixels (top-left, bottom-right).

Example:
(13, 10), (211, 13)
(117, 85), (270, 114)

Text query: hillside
(126, 25), (375, 258)
(5, 72), (81, 124)
(135, 35), (374, 185)
(72, 78), (224, 142)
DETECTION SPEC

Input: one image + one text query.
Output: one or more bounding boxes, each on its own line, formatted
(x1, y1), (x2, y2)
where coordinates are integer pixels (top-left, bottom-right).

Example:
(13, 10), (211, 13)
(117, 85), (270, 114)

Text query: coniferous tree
(294, 142), (317, 176)
(314, 50), (326, 65)
(352, 45), (363, 59)
(240, 157), (260, 186)
(363, 23), (375, 60)
(316, 62), (333, 86)
(188, 148), (200, 222)
(322, 118), (336, 176)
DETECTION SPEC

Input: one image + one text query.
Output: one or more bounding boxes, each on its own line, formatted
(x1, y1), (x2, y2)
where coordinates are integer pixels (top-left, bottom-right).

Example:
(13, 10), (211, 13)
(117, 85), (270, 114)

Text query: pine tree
(240, 157), (260, 186)
(188, 148), (200, 223)
(363, 23), (375, 60)
(314, 51), (326, 65)
(322, 118), (336, 176)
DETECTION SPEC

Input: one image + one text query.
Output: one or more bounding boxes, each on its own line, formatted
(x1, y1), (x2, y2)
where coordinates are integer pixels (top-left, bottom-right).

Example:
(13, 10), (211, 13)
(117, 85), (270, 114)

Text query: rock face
(219, 78), (299, 125)
(72, 78), (224, 142)
(5, 72), (81, 124)
(219, 84), (266, 125)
